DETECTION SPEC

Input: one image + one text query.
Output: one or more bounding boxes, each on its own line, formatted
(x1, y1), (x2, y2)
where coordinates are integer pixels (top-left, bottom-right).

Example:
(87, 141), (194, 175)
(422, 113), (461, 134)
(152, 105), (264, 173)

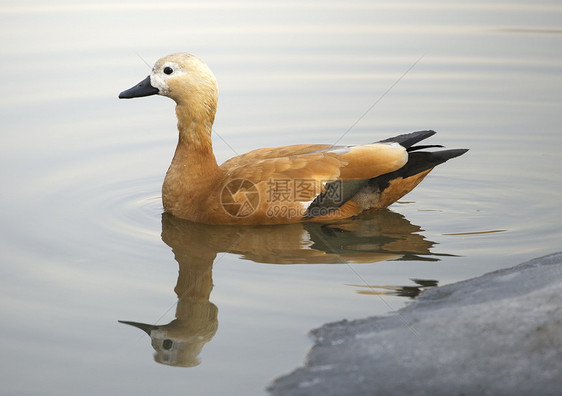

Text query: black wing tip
(378, 131), (469, 159)
(443, 148), (469, 160)
(377, 130), (437, 148)
(409, 148), (469, 168)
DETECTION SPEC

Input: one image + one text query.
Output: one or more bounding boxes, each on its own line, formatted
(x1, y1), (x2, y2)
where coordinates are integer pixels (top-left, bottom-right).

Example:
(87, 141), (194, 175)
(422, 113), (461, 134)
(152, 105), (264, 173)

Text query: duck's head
(119, 53), (218, 116)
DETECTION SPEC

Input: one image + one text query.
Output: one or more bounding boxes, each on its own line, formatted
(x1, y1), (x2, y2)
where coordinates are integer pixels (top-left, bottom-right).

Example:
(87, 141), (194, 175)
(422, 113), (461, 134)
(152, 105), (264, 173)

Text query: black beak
(118, 320), (157, 335)
(119, 76), (159, 99)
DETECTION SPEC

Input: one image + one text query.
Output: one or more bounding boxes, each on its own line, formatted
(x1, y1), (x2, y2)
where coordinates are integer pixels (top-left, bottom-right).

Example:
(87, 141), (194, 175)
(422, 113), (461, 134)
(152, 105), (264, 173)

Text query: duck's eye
(163, 66), (173, 75)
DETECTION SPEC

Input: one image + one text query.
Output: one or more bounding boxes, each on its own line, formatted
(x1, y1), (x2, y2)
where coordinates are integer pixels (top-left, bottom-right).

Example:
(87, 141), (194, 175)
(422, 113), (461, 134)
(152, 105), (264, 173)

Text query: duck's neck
(172, 104), (218, 163)
(163, 104), (220, 211)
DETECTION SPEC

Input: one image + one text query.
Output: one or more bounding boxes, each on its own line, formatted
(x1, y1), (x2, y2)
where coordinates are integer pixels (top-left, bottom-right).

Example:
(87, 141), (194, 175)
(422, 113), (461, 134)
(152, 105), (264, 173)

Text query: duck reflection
(120, 209), (448, 367)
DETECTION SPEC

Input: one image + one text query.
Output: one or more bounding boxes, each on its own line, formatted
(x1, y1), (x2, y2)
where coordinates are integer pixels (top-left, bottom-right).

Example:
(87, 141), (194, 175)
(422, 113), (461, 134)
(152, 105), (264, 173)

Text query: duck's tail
(376, 130), (468, 181)
(304, 130), (468, 219)
(365, 130), (468, 210)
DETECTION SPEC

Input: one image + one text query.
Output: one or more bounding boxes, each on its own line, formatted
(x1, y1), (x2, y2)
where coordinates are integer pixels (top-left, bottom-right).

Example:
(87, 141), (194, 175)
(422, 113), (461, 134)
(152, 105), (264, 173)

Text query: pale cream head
(147, 53), (219, 128)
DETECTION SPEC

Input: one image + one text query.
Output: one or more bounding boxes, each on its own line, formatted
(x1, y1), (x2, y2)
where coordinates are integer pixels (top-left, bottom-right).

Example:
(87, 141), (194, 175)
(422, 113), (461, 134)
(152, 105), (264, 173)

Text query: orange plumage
(120, 53), (467, 225)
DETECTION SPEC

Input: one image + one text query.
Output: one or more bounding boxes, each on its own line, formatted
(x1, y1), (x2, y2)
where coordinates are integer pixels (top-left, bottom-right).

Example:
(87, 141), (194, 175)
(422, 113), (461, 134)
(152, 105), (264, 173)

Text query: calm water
(1, 1), (561, 395)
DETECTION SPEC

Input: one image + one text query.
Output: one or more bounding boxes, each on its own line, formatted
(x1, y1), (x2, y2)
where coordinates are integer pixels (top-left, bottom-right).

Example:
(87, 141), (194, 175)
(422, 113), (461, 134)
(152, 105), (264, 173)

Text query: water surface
(1, 1), (561, 395)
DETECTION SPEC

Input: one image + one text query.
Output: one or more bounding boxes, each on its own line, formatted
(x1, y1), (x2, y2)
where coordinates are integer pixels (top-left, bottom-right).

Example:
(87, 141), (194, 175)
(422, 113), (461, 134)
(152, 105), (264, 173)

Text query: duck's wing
(221, 142), (407, 183)
(220, 142), (408, 221)
(220, 130), (466, 222)
(220, 144), (331, 168)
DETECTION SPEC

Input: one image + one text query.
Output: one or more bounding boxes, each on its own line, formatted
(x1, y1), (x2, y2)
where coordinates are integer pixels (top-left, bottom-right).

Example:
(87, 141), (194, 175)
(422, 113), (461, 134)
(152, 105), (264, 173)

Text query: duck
(119, 53), (467, 225)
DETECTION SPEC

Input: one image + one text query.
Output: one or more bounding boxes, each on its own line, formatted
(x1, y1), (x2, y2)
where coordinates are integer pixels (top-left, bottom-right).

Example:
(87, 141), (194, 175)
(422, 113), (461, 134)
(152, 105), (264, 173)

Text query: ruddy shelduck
(119, 53), (467, 225)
